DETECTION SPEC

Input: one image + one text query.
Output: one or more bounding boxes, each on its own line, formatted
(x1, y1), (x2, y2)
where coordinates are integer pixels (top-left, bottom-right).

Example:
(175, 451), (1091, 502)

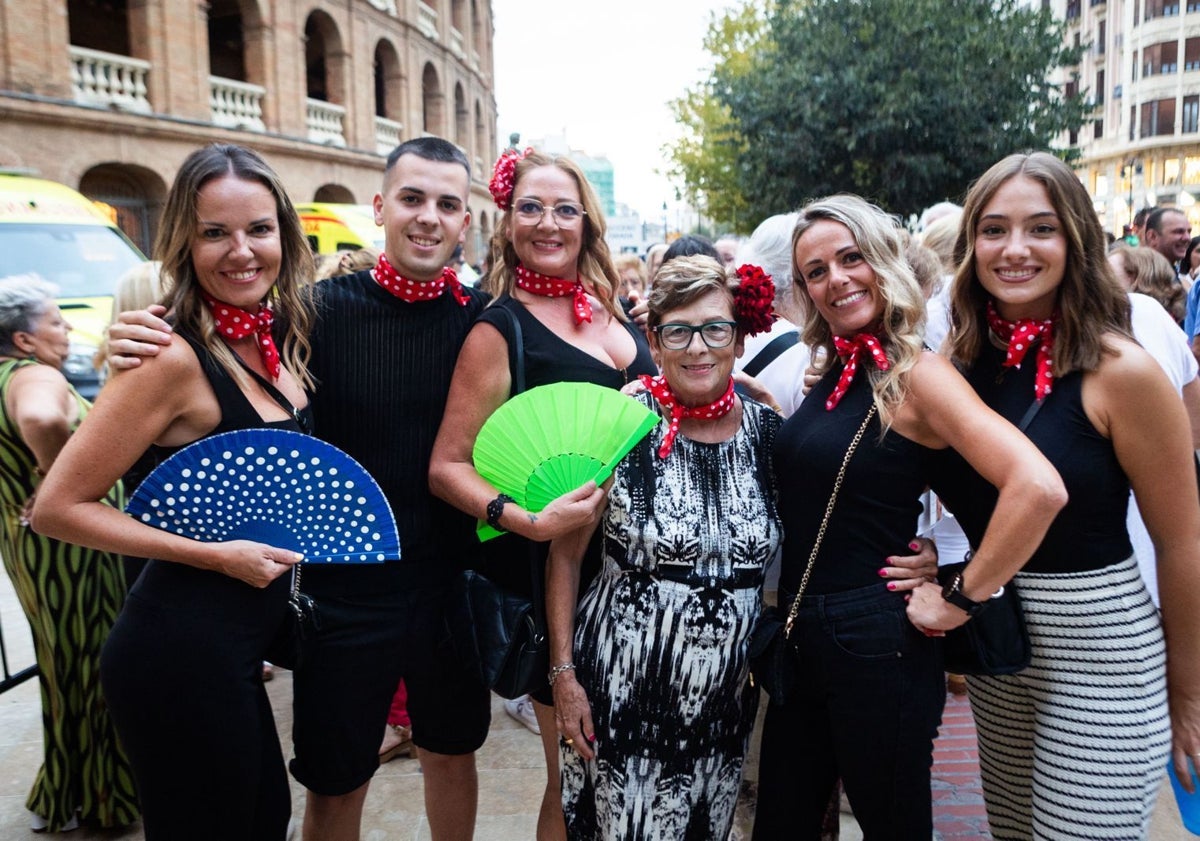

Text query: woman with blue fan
(0, 275), (138, 833)
(429, 147), (658, 840)
(544, 255), (783, 839)
(33, 144), (315, 841)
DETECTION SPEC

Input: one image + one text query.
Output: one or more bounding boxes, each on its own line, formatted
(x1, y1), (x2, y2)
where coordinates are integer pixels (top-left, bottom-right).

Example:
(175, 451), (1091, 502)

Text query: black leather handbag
(449, 561), (548, 700)
(937, 560), (1031, 676)
(446, 303), (549, 700)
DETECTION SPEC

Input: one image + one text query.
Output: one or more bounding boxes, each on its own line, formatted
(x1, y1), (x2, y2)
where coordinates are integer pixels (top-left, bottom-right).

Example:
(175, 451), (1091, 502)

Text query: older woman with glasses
(546, 255), (783, 839)
(429, 148), (657, 840)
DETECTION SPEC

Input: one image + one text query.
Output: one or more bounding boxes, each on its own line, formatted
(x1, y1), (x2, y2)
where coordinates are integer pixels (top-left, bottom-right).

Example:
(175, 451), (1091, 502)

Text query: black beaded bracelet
(486, 493), (514, 532)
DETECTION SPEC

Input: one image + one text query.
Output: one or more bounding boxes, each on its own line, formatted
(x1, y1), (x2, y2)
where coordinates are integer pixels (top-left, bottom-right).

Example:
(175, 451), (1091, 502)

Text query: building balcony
(69, 46), (150, 113)
(418, 2), (438, 41)
(209, 76), (266, 132)
(450, 28), (465, 60)
(306, 98), (346, 146)
(375, 115), (402, 155)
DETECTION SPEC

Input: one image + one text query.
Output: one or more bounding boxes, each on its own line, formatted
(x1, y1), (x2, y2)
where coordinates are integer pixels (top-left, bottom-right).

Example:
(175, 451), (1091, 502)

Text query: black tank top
(472, 294), (658, 595)
(929, 344), (1131, 574)
(774, 364), (937, 595)
(125, 331), (312, 492)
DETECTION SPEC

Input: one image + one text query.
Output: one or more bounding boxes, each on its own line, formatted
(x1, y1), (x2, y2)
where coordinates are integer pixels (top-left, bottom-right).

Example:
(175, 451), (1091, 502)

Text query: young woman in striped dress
(908, 151), (1200, 839)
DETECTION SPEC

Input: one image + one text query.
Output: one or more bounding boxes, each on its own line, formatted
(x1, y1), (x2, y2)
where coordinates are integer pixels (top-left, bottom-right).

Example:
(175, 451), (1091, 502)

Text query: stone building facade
(1049, 0), (1200, 235)
(0, 0), (498, 260)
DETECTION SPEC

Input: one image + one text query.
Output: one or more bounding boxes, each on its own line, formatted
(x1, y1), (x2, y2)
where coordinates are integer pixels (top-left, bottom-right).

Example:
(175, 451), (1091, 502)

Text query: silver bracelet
(547, 662), (576, 687)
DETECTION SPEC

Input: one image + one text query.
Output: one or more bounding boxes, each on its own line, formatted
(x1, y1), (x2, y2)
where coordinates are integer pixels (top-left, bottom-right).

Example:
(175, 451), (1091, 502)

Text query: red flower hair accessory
(489, 147), (533, 210)
(733, 263), (776, 336)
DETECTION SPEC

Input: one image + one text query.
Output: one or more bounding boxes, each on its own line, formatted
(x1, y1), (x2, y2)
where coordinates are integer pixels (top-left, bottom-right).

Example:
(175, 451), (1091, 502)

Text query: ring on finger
(564, 737), (575, 746)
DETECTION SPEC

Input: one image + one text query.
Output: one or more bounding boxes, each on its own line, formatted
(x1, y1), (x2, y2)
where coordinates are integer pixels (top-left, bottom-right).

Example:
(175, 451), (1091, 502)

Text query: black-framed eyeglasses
(653, 320), (737, 350)
(513, 198), (587, 226)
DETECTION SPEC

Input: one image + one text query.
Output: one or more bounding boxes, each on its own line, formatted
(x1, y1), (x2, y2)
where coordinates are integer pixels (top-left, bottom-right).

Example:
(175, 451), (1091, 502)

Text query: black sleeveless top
(774, 364), (937, 595)
(478, 294), (657, 392)
(127, 329), (312, 610)
(473, 294), (658, 594)
(928, 343), (1132, 574)
(125, 331), (312, 493)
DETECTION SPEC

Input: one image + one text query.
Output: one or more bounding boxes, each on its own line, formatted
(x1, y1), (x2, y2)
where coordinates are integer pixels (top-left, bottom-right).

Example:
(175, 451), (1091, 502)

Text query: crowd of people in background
(1, 135), (1200, 841)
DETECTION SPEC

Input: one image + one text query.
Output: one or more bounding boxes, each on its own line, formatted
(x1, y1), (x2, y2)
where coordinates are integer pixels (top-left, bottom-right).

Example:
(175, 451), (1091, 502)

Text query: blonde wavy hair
(488, 151), (625, 321)
(156, 144), (314, 391)
(791, 194), (926, 428)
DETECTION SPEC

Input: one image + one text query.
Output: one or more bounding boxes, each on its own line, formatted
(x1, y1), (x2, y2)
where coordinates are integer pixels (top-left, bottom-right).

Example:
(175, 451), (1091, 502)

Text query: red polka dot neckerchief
(826, 333), (890, 411)
(202, 292), (280, 380)
(514, 265), (593, 325)
(639, 374), (737, 459)
(372, 252), (470, 307)
(985, 301), (1057, 401)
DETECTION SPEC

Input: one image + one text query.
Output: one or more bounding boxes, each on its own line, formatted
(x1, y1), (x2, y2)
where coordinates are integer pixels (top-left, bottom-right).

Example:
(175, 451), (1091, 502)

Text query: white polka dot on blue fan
(126, 429), (399, 564)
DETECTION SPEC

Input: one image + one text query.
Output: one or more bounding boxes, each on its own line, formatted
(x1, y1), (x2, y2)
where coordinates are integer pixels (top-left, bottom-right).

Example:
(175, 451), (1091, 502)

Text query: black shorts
(289, 582), (491, 796)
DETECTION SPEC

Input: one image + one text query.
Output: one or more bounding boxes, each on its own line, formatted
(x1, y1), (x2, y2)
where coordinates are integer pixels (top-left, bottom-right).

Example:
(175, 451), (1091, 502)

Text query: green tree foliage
(706, 0), (1088, 220)
(664, 4), (768, 233)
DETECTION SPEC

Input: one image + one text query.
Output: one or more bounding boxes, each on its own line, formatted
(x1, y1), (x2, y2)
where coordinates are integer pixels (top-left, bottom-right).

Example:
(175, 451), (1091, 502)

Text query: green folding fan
(472, 382), (661, 541)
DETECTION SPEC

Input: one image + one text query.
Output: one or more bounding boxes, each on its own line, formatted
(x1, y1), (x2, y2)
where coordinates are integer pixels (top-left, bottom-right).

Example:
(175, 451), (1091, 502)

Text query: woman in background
(0, 274), (138, 833)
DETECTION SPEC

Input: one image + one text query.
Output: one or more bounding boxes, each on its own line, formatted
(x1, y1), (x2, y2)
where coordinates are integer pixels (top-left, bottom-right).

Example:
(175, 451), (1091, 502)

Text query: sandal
(379, 724), (415, 763)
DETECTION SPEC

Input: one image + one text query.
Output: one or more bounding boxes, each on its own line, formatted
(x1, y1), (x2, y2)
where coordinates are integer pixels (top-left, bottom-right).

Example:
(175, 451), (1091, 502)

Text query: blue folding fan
(126, 429), (399, 563)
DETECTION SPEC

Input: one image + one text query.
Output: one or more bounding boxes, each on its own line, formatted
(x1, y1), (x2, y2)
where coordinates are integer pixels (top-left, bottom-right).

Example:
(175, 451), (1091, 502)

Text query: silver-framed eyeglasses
(513, 198), (587, 226)
(653, 321), (737, 350)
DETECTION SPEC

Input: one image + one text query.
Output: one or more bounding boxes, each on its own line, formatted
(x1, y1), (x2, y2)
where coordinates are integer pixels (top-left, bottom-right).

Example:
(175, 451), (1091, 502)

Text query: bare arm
(904, 353), (1068, 632)
(546, 518), (602, 760)
(31, 340), (301, 588)
(428, 322), (606, 542)
(7, 365), (75, 473)
(1182, 375), (1200, 450)
(1091, 340), (1200, 786)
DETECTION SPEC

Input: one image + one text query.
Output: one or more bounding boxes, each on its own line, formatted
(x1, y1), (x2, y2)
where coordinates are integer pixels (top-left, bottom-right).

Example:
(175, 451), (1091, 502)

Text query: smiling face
(15, 300), (71, 367)
(793, 219), (883, 337)
(191, 175), (282, 309)
(374, 153), (471, 282)
(1148, 209), (1191, 264)
(650, 288), (743, 407)
(972, 175), (1067, 321)
(506, 165), (583, 279)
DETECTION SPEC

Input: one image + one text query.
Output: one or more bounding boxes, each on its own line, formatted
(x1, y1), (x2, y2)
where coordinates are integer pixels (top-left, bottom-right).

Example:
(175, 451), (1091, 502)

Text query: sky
(490, 0), (740, 224)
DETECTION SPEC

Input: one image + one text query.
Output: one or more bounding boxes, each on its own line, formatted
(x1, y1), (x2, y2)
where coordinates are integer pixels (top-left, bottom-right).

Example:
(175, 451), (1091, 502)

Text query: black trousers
(753, 582), (945, 841)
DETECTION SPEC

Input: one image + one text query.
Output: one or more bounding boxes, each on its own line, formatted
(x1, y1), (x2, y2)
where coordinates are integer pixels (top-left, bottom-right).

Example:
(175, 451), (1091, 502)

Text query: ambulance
(296, 203), (386, 255)
(0, 172), (146, 398)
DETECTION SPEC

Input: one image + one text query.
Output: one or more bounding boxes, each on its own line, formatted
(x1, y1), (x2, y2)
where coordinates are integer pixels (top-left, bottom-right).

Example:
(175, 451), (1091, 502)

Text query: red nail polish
(909, 541), (920, 551)
(887, 582), (896, 591)
(588, 734), (596, 743)
(878, 568), (888, 577)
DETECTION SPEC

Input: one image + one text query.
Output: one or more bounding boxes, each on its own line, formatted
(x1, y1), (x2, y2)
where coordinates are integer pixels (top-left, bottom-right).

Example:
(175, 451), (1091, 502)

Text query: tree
(710, 0), (1088, 220)
(664, 4), (768, 233)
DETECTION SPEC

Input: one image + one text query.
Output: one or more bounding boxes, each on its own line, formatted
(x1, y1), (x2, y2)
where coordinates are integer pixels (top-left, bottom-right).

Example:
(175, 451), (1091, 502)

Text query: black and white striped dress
(560, 395), (783, 840)
(933, 350), (1170, 840)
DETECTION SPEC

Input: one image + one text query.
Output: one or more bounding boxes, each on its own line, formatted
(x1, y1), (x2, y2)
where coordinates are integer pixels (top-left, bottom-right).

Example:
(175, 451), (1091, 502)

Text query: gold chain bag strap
(783, 404), (877, 639)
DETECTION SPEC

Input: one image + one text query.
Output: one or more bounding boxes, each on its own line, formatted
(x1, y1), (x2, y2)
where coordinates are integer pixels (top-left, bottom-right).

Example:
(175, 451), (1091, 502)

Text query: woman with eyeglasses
(544, 255), (783, 838)
(429, 148), (657, 840)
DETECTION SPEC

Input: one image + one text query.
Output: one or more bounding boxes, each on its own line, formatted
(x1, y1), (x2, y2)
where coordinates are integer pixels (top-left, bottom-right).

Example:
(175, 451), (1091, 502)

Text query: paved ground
(0, 569), (1193, 839)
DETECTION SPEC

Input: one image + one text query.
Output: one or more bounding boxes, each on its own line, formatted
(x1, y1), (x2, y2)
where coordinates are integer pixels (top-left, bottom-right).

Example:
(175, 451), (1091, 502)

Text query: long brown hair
(488, 151), (625, 321)
(949, 152), (1131, 374)
(156, 144), (314, 390)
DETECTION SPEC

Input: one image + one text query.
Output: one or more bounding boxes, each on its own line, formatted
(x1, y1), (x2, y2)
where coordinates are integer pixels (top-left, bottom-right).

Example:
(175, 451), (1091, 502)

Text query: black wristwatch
(941, 569), (989, 617)
(486, 493), (515, 532)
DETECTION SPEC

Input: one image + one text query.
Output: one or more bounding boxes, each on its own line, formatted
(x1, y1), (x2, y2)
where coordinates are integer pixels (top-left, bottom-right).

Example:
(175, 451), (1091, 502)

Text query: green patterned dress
(0, 359), (139, 830)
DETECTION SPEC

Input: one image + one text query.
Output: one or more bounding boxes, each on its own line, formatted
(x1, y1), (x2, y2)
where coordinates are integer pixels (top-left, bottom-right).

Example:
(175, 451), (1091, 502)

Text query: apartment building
(0, 0), (498, 260)
(1052, 0), (1200, 234)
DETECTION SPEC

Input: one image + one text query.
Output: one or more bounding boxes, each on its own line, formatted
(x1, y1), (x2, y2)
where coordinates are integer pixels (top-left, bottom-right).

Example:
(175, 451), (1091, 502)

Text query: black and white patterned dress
(561, 393), (783, 840)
